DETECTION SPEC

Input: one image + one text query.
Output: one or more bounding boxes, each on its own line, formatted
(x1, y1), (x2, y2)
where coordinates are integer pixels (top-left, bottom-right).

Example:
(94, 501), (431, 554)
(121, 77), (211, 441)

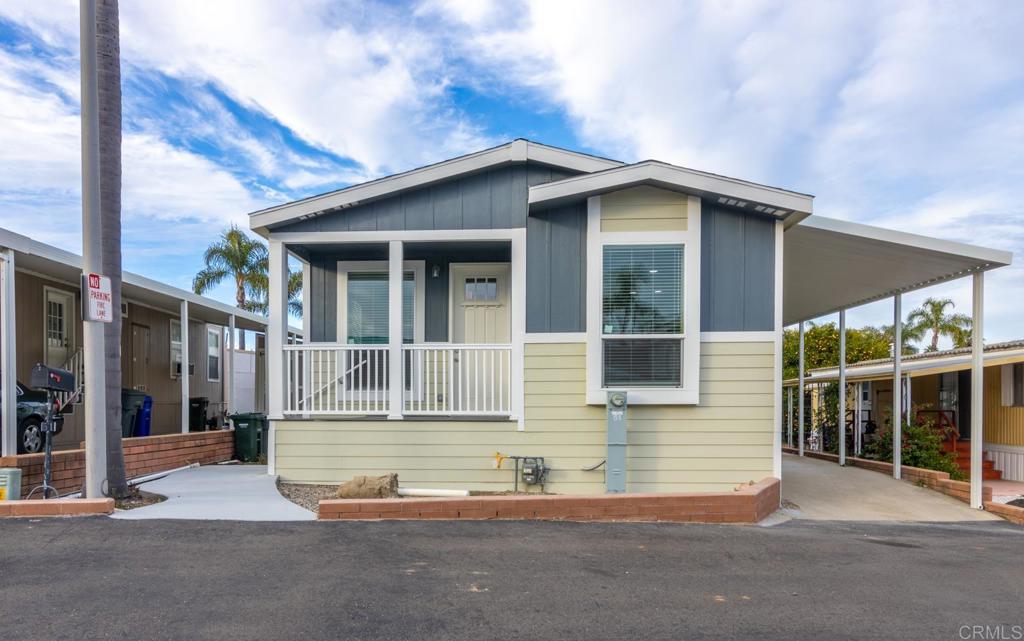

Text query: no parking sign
(82, 272), (113, 323)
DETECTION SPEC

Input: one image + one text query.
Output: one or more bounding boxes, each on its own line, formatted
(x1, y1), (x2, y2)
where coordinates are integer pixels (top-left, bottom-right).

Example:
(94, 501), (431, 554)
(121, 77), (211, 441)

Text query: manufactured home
(249, 140), (1011, 499)
(0, 227), (274, 453)
(800, 341), (1024, 482)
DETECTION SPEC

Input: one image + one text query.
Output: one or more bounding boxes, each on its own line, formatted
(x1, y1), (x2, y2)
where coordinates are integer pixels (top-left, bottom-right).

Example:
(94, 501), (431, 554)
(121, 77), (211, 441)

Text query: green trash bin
(189, 397), (210, 432)
(0, 468), (22, 501)
(121, 389), (148, 438)
(229, 413), (268, 462)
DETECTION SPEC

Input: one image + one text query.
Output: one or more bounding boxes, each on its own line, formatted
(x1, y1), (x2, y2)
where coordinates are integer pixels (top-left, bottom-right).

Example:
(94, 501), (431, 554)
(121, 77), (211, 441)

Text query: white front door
(450, 264), (510, 344)
(44, 287), (75, 367)
(450, 264), (510, 412)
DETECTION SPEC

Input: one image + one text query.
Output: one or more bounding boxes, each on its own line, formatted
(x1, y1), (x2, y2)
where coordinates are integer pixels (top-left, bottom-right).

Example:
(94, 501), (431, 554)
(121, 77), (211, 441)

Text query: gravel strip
(276, 481), (337, 514)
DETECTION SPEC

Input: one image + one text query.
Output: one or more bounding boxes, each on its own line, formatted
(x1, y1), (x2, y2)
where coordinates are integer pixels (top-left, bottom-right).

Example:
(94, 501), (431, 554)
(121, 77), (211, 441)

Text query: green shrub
(862, 411), (964, 480)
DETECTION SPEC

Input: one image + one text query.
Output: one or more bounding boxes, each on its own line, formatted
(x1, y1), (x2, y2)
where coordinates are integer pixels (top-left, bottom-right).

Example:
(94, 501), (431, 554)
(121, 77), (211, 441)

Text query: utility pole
(81, 0), (107, 498)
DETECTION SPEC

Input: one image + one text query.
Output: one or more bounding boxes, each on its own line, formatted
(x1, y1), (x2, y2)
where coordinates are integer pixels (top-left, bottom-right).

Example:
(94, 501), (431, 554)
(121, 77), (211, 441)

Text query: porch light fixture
(431, 265), (440, 278)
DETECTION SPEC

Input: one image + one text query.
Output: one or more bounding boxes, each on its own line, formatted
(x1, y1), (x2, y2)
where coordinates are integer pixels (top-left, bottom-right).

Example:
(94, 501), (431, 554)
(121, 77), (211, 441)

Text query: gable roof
(249, 139), (623, 235)
(527, 160), (814, 226)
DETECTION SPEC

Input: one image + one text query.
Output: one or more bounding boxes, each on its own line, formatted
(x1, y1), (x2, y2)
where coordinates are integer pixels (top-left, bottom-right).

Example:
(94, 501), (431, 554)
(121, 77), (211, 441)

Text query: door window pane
(464, 277), (498, 301)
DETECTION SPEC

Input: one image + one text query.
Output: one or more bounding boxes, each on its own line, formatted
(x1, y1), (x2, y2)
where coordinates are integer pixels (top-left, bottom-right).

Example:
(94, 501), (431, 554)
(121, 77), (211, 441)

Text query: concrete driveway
(782, 454), (1001, 522)
(111, 464), (314, 521)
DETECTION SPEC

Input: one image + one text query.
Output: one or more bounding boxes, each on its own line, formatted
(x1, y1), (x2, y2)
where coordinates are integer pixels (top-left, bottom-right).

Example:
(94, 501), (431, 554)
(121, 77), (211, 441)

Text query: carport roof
(0, 227), (270, 332)
(783, 216), (1012, 326)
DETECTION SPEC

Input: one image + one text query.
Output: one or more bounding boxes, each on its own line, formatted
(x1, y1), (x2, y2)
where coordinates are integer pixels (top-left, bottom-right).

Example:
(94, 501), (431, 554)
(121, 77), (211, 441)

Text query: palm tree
(193, 225), (268, 348)
(245, 264), (303, 317)
(97, 0), (128, 498)
(905, 297), (972, 351)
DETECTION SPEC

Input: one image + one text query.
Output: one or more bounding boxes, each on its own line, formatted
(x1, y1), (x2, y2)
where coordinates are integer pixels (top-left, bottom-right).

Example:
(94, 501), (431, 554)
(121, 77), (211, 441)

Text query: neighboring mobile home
(0, 227), (274, 453)
(801, 341), (1024, 482)
(249, 139), (1011, 496)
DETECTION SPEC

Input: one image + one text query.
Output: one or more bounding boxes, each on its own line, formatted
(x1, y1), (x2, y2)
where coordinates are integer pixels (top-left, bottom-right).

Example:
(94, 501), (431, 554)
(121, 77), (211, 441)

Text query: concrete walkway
(111, 464), (315, 521)
(781, 454), (1000, 522)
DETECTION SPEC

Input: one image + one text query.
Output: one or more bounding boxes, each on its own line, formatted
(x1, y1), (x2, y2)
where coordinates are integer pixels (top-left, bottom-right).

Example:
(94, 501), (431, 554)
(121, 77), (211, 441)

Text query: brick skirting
(319, 478), (780, 523)
(0, 430), (234, 498)
(781, 447), (993, 505)
(0, 498), (114, 518)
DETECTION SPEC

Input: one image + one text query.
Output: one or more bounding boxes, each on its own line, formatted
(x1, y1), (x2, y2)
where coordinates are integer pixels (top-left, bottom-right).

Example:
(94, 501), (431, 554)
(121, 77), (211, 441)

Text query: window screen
(346, 272), (414, 344)
(601, 245), (684, 387)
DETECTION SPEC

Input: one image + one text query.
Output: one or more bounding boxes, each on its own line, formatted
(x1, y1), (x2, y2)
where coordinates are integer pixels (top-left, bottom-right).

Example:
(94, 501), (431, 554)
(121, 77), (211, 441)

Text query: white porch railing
(402, 344), (512, 416)
(283, 344), (390, 415)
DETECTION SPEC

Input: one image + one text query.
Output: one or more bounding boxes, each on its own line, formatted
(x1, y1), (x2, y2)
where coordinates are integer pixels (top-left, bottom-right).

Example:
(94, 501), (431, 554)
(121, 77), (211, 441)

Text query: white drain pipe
(397, 487), (469, 498)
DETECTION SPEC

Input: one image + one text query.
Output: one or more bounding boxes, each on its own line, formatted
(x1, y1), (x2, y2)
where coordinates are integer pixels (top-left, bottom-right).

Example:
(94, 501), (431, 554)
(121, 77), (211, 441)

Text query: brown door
(131, 323), (151, 391)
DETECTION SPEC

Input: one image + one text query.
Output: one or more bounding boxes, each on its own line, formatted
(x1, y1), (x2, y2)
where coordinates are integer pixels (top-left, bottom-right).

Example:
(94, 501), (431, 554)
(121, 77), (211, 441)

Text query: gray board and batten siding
(285, 163), (775, 340)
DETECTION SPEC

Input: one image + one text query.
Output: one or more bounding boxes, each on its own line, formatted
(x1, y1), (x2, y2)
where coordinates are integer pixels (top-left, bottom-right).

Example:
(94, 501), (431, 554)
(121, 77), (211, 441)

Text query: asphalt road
(1, 517), (1022, 641)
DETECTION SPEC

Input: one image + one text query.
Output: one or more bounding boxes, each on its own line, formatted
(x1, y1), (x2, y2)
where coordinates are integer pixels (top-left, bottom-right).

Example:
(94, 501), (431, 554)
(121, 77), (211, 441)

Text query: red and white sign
(82, 272), (113, 323)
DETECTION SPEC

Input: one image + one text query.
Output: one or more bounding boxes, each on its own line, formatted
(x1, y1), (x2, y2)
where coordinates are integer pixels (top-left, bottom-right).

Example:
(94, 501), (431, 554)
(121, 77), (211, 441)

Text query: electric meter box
(0, 468), (22, 501)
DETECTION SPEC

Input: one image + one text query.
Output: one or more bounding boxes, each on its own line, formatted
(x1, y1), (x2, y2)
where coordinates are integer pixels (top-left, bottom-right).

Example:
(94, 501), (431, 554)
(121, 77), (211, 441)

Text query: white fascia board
(0, 226), (266, 330)
(248, 141), (624, 235)
(528, 161), (814, 219)
(800, 216), (1013, 267)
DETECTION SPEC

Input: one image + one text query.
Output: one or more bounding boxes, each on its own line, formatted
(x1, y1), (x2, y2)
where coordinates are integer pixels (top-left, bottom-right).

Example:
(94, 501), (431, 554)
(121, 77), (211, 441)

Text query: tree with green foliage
(782, 322), (898, 381)
(905, 297), (972, 351)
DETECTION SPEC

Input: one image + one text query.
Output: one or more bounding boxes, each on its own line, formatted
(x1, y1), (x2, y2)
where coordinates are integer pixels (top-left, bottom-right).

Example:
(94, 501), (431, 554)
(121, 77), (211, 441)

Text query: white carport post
(180, 300), (190, 434)
(892, 294), (902, 480)
(387, 240), (403, 420)
(787, 387), (793, 447)
(838, 309), (847, 466)
(0, 248), (16, 456)
(970, 272), (984, 509)
(226, 314), (235, 417)
(798, 322), (805, 456)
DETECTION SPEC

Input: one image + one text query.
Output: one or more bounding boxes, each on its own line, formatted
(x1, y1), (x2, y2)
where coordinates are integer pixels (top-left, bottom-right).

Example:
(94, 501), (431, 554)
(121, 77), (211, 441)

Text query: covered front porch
(267, 230), (525, 426)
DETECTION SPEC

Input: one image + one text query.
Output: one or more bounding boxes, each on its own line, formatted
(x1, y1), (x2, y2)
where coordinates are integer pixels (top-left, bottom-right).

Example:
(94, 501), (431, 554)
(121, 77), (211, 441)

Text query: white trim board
(249, 140), (623, 233)
(525, 333), (586, 344)
(700, 331), (777, 343)
(529, 160), (813, 226)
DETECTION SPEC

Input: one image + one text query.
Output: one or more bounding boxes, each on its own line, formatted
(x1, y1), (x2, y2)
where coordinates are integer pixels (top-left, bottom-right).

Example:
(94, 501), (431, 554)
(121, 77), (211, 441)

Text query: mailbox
(30, 364), (75, 394)
(606, 391), (627, 493)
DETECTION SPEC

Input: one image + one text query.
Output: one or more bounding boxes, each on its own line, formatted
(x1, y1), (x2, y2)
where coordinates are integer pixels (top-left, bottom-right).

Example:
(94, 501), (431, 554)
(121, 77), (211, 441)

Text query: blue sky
(1, 0), (1022, 346)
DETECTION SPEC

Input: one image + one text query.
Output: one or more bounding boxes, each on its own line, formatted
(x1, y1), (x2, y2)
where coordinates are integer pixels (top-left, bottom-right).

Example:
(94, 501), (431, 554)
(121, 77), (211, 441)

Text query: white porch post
(854, 384), (863, 455)
(0, 249), (16, 456)
(798, 321), (805, 456)
(970, 272), (985, 509)
(511, 229), (526, 430)
(387, 240), (403, 420)
(787, 387), (793, 447)
(180, 300), (190, 433)
(267, 239), (288, 474)
(226, 314), (235, 417)
(838, 309), (847, 466)
(893, 293), (902, 480)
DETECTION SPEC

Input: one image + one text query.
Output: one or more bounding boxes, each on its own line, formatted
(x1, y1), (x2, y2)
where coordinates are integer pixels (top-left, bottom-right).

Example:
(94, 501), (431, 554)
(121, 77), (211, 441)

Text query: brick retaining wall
(0, 498), (114, 518)
(320, 478), (780, 523)
(781, 447), (993, 504)
(0, 430), (234, 498)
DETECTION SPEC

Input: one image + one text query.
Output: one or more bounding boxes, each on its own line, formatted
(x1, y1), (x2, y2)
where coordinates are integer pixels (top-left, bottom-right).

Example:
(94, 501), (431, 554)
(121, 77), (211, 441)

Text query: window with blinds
(346, 272), (414, 344)
(601, 245), (683, 387)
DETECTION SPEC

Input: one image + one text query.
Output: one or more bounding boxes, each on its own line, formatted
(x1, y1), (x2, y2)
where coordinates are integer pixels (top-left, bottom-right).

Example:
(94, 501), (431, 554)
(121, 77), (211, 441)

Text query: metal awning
(784, 216), (1012, 325)
(0, 227), (269, 332)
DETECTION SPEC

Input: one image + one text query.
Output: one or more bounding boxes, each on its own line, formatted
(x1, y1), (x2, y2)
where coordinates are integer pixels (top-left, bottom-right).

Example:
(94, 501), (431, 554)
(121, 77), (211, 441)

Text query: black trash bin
(121, 389), (148, 438)
(189, 397), (209, 432)
(229, 413), (268, 462)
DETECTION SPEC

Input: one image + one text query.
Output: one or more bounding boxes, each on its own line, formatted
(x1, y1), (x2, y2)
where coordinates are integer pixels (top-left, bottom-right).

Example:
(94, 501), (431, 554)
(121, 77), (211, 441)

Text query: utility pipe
(397, 487), (470, 498)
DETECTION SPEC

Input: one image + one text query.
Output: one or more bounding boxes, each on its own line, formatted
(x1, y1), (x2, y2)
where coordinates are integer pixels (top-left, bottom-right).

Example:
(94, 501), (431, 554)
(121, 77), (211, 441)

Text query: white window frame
(169, 318), (182, 379)
(335, 260), (426, 346)
(586, 194), (701, 404)
(207, 325), (222, 383)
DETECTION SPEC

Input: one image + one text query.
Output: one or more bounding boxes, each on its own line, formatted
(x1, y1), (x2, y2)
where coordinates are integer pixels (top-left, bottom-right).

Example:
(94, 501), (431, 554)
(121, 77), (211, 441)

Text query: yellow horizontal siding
(986, 365), (1024, 446)
(273, 339), (776, 493)
(600, 186), (689, 233)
